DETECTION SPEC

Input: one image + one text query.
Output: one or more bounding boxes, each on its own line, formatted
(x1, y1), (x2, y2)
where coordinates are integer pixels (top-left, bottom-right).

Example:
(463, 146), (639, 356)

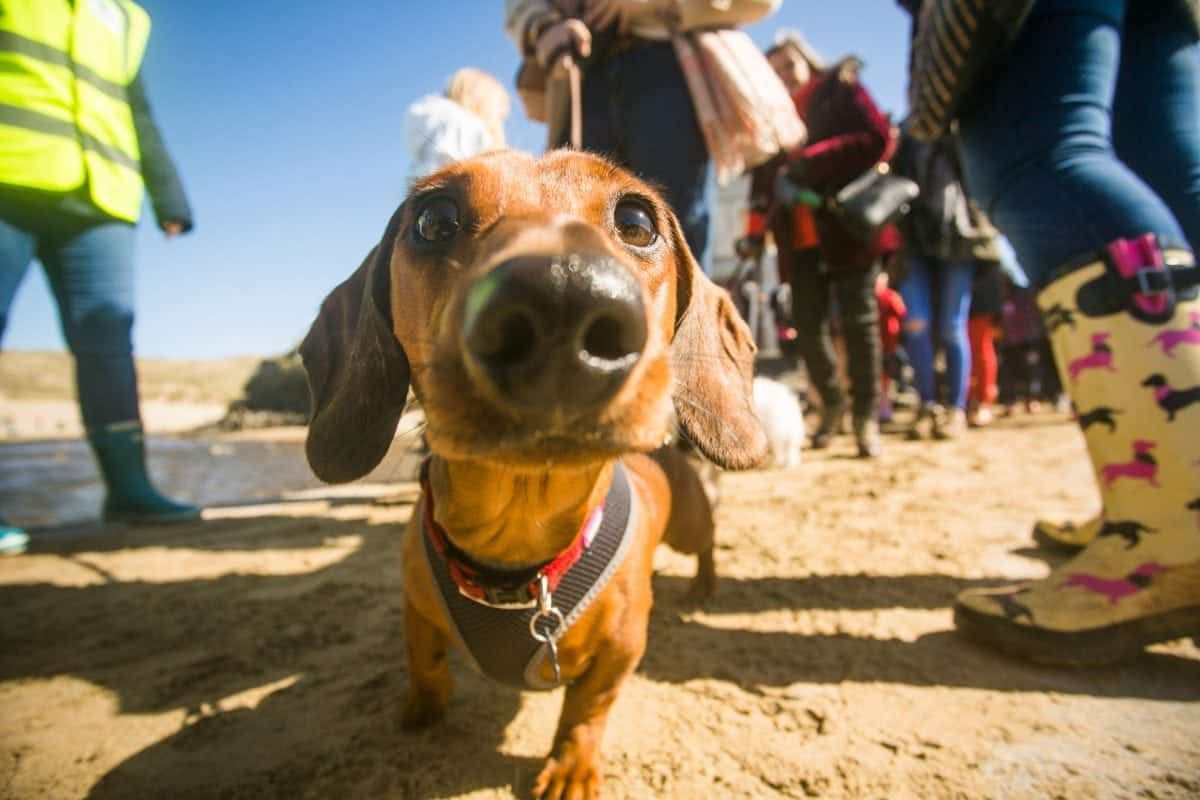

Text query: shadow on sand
(1, 500), (1195, 799)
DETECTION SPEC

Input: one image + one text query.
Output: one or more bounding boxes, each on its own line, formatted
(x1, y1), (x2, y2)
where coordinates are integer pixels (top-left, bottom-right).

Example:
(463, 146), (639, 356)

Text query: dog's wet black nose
(463, 255), (647, 412)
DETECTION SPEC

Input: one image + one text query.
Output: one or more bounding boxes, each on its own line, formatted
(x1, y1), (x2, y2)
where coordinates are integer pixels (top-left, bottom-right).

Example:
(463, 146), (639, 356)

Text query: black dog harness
(419, 460), (638, 690)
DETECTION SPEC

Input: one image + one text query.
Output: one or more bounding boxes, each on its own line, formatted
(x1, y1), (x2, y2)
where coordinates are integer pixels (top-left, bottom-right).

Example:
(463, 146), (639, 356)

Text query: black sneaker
(811, 399), (845, 449)
(854, 416), (881, 458)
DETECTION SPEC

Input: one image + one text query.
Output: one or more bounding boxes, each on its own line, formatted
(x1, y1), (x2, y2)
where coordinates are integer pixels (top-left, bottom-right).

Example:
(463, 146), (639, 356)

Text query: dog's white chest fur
(751, 376), (804, 469)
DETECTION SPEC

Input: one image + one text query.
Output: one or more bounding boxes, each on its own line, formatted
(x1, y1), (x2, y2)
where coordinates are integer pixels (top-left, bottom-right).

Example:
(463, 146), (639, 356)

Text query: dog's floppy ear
(668, 213), (768, 470)
(301, 214), (409, 484)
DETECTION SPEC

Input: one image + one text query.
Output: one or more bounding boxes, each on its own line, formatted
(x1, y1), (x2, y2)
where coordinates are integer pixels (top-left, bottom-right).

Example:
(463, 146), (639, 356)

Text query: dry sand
(0, 412), (1198, 799)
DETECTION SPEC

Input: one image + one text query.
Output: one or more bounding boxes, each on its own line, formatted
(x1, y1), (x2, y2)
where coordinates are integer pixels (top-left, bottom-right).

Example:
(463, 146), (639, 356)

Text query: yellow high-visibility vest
(0, 0), (151, 222)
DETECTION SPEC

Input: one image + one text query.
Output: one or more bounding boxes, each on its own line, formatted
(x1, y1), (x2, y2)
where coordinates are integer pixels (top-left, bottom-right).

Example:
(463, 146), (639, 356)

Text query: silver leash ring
(529, 606), (566, 643)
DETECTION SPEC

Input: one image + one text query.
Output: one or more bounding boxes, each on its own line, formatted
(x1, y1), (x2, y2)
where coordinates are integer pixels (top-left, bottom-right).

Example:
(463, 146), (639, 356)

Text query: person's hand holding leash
(535, 18), (592, 79)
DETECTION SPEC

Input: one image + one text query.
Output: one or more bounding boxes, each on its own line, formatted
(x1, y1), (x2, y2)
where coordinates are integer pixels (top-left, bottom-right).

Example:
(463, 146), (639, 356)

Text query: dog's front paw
(400, 687), (447, 729)
(532, 744), (602, 800)
(682, 551), (717, 609)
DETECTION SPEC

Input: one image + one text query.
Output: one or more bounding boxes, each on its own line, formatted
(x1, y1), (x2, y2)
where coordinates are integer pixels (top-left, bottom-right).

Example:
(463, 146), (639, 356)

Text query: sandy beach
(1, 400), (1197, 799)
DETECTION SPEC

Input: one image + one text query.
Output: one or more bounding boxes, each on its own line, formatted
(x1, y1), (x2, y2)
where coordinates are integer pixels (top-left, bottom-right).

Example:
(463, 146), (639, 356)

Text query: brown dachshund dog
(300, 149), (766, 799)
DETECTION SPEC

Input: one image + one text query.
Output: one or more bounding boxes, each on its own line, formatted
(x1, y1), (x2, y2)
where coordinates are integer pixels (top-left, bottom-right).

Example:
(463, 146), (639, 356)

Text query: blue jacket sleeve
(128, 72), (194, 232)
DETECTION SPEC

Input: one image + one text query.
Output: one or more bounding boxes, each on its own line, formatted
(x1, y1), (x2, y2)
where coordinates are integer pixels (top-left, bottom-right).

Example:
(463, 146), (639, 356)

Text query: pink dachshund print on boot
(1141, 373), (1200, 421)
(1147, 310), (1200, 357)
(1060, 563), (1167, 604)
(1100, 439), (1159, 488)
(1068, 332), (1115, 382)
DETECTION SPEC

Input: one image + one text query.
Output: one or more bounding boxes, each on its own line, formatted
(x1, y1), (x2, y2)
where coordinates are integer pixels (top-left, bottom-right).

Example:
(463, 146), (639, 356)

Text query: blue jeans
(580, 40), (714, 272)
(0, 215), (140, 428)
(899, 254), (975, 409)
(959, 0), (1200, 286)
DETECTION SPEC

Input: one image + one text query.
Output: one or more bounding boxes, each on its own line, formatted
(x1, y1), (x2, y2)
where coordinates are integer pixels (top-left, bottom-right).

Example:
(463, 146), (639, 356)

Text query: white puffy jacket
(404, 95), (496, 183)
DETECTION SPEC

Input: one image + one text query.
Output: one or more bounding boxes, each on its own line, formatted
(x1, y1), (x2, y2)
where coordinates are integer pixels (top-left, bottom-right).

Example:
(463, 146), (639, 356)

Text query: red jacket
(748, 59), (893, 273)
(798, 60), (893, 270)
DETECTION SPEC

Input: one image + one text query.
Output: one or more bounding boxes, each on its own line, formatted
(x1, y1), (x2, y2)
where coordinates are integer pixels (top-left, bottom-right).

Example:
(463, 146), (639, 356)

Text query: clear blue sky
(4, 0), (910, 359)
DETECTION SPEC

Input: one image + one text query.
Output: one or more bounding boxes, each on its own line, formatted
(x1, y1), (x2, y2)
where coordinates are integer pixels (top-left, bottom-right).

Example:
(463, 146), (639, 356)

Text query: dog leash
(566, 59), (582, 150)
(529, 573), (568, 683)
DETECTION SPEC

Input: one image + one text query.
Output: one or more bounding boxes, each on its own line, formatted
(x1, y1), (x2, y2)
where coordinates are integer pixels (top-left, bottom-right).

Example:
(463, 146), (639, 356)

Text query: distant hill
(0, 350), (260, 406)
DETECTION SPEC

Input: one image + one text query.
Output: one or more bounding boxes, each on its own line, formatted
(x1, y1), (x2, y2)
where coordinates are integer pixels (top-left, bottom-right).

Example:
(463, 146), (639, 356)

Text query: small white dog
(751, 376), (805, 469)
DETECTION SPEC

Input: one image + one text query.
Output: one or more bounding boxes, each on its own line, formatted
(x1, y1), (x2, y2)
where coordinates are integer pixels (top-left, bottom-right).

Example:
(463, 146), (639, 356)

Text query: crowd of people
(1, 0), (1197, 671)
(741, 33), (1067, 450)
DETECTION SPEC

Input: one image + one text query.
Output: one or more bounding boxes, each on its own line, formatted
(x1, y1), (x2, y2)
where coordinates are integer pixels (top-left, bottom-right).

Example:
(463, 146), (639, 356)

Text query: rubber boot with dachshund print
(955, 235), (1200, 665)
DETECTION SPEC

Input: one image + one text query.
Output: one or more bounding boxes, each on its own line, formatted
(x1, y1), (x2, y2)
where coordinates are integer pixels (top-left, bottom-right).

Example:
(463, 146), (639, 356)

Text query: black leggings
(788, 249), (881, 420)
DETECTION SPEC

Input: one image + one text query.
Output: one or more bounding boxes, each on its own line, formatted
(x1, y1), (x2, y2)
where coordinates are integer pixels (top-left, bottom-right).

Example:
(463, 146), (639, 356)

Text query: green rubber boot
(89, 421), (201, 524)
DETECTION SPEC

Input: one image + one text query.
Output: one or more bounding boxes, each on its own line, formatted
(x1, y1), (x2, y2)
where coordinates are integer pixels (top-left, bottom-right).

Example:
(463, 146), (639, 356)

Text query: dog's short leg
(533, 642), (644, 800)
(650, 447), (719, 608)
(685, 547), (717, 608)
(400, 597), (453, 729)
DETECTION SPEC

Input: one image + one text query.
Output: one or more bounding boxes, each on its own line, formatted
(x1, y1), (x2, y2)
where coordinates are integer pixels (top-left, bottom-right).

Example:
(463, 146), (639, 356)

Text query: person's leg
(40, 221), (198, 523)
(1017, 344), (1031, 407)
(0, 217), (37, 553)
(897, 253), (941, 438)
(1035, 336), (1060, 404)
(834, 264), (882, 456)
(897, 253), (936, 404)
(579, 55), (621, 160)
(1112, 1), (1200, 249)
(937, 260), (976, 411)
(612, 42), (713, 271)
(0, 219), (36, 346)
(1023, 342), (1043, 410)
(996, 343), (1020, 409)
(959, 0), (1187, 284)
(40, 221), (140, 428)
(789, 250), (843, 447)
(964, 316), (997, 429)
(952, 0), (1200, 662)
(878, 353), (893, 423)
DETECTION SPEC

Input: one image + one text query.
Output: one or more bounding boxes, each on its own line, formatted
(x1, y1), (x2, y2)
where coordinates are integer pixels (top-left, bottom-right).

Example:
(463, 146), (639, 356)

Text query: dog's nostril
(489, 309), (538, 365)
(582, 312), (644, 364)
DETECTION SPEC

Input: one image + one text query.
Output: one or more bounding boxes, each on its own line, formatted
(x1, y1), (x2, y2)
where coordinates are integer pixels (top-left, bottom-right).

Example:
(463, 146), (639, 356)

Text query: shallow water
(0, 436), (420, 529)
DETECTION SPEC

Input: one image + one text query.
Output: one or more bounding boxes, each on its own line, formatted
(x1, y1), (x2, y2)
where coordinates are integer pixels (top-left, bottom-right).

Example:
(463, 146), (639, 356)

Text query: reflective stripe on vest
(0, 0), (150, 222)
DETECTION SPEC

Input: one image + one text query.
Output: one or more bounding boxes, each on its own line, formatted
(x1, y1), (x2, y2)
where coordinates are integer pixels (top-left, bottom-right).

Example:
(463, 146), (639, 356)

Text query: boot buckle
(1135, 267), (1174, 297)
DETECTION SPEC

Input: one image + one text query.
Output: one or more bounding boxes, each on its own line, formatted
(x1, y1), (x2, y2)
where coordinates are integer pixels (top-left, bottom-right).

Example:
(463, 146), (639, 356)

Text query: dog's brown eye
(614, 201), (657, 248)
(415, 197), (461, 243)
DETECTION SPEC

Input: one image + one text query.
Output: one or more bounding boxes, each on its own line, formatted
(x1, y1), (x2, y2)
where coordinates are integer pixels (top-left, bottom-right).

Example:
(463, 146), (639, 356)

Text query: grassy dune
(0, 350), (260, 406)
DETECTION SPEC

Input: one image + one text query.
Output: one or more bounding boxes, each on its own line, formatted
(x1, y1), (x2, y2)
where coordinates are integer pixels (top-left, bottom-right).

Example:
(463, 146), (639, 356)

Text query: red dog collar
(420, 460), (604, 609)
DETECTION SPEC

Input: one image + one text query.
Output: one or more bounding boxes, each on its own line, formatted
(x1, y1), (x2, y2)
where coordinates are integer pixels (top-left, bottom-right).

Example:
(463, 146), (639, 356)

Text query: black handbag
(831, 163), (920, 241)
